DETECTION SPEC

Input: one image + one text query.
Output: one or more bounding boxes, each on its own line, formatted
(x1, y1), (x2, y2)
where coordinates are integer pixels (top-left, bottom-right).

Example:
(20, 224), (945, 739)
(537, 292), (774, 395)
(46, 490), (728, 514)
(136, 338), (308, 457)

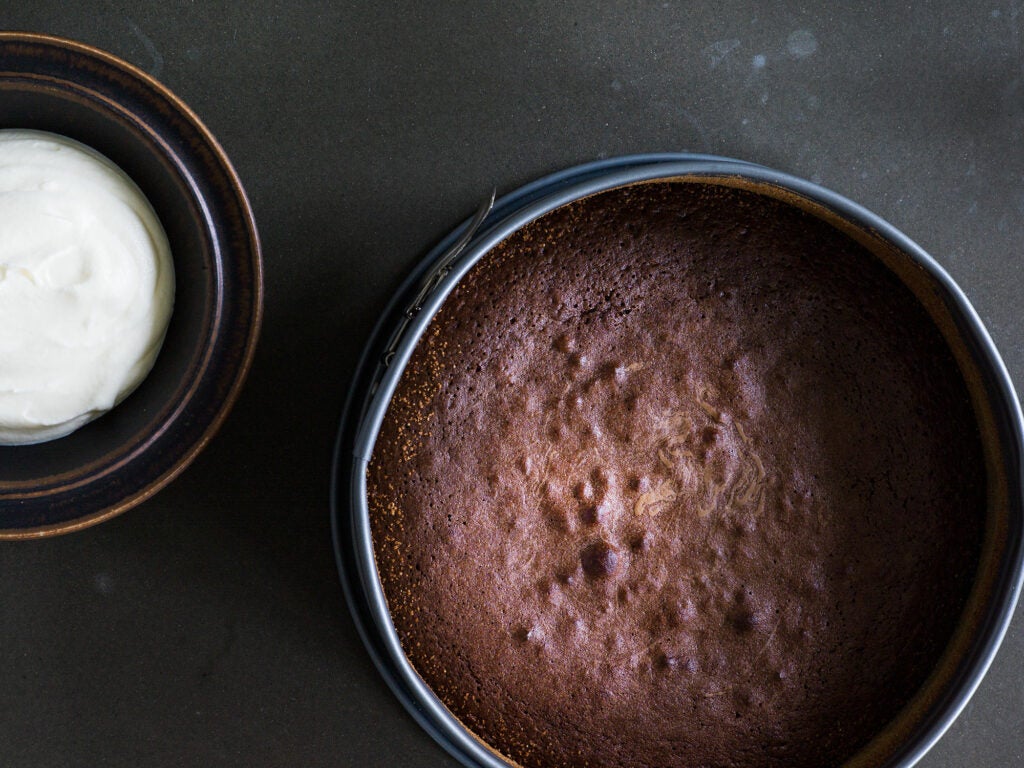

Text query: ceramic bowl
(0, 32), (262, 538)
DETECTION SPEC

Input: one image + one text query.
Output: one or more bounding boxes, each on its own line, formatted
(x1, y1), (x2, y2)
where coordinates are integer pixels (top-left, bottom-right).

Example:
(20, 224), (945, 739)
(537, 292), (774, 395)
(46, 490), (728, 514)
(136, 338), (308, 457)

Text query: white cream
(0, 130), (174, 445)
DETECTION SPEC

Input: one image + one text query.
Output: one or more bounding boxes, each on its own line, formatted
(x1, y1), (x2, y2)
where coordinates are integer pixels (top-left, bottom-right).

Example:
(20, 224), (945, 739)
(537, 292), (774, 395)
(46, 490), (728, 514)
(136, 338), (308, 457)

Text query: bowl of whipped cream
(0, 33), (263, 537)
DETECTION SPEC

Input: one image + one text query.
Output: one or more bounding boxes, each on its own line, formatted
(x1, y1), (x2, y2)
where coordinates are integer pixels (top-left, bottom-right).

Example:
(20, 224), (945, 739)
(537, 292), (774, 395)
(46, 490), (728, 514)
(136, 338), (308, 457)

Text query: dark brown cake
(368, 182), (986, 768)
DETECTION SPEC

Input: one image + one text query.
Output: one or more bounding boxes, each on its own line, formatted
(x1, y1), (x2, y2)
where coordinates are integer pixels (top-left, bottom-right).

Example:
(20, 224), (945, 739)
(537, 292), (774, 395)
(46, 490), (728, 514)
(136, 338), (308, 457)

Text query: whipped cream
(0, 130), (174, 445)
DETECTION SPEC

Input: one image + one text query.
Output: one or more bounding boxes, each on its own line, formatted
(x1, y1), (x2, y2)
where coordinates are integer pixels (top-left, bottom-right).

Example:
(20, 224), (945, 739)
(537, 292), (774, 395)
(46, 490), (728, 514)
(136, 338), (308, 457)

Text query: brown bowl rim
(0, 31), (263, 539)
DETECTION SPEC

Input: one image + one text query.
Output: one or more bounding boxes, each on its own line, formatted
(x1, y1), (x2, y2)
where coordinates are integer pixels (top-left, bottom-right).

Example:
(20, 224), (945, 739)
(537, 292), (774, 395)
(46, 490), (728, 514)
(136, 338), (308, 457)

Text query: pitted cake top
(369, 182), (985, 768)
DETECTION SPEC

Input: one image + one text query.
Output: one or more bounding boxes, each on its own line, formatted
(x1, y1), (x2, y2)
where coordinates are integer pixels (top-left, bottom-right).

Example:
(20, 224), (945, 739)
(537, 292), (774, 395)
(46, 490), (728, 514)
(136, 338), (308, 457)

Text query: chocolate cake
(368, 182), (986, 768)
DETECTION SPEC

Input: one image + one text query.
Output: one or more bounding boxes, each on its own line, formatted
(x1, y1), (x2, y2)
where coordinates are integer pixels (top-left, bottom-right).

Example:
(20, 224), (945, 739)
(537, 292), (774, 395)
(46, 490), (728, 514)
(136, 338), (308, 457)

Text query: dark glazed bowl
(0, 33), (262, 538)
(332, 155), (1024, 768)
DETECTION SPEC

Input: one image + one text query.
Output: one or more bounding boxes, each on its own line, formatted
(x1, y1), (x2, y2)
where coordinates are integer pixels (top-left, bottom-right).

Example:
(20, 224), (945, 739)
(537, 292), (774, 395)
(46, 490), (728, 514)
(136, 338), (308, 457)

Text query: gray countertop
(1, 3), (1021, 766)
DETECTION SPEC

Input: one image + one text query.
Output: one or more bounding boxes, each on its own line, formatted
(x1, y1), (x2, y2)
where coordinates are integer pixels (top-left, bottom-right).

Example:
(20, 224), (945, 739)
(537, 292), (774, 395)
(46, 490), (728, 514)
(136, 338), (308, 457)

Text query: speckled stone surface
(0, 3), (1021, 767)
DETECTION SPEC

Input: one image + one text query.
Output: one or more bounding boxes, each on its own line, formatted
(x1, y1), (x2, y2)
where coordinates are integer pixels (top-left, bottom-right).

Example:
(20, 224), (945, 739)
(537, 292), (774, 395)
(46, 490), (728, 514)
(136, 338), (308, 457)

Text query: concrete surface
(0, 3), (1021, 766)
